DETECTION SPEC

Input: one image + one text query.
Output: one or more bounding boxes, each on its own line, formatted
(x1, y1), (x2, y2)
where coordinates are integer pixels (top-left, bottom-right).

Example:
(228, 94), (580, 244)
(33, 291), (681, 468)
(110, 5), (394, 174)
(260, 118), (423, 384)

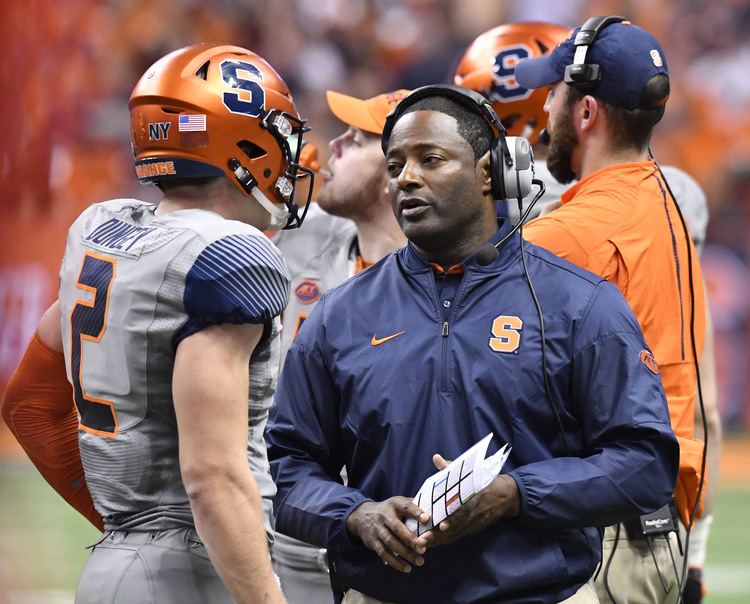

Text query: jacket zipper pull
(442, 321), (449, 337)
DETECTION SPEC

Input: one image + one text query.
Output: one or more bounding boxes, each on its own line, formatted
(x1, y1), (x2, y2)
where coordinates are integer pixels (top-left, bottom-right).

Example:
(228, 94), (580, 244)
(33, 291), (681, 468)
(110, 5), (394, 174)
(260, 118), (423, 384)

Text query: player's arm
(1, 301), (103, 530)
(684, 292), (721, 603)
(694, 293), (721, 516)
(174, 322), (284, 604)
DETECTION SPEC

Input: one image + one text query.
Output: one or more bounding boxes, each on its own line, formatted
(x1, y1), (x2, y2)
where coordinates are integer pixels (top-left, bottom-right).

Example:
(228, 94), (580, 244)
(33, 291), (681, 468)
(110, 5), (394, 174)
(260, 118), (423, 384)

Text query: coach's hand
(346, 498), (429, 573)
(423, 454), (521, 549)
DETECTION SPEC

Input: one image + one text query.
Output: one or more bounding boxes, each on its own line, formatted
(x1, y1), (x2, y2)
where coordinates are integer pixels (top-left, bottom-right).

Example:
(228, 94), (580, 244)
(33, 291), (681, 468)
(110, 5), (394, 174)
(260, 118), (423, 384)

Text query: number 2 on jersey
(70, 252), (118, 437)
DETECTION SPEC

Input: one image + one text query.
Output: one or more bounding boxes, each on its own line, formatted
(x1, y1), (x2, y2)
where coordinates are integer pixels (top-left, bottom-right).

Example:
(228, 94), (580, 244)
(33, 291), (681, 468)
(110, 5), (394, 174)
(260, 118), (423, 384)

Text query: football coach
(266, 84), (679, 604)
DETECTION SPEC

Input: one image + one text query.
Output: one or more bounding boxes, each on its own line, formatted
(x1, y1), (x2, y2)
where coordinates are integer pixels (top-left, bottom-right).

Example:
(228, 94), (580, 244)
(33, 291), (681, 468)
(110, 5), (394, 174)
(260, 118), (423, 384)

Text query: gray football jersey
(272, 204), (359, 570)
(58, 198), (290, 536)
(273, 204), (357, 358)
(658, 165), (709, 252)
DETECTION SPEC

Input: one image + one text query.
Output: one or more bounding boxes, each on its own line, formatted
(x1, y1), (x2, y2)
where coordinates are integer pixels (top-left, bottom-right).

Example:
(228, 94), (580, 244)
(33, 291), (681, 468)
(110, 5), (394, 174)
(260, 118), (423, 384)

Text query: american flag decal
(178, 114), (207, 132)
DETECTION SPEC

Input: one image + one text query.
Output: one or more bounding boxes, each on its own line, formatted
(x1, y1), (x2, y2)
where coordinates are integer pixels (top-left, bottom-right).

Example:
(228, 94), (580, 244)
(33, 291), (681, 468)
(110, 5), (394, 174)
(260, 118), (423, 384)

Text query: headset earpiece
(490, 141), (505, 200)
(491, 136), (533, 200)
(504, 137), (534, 200)
(563, 15), (627, 91)
(382, 84), (535, 201)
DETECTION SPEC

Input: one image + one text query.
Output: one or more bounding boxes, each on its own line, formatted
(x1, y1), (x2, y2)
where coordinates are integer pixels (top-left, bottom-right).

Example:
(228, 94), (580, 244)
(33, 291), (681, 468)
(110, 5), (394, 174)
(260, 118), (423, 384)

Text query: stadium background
(0, 0), (748, 601)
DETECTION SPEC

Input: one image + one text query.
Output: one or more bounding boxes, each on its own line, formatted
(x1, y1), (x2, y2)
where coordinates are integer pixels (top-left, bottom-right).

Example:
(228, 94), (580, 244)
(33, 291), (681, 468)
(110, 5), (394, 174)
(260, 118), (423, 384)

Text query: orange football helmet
(129, 44), (313, 229)
(454, 22), (570, 143)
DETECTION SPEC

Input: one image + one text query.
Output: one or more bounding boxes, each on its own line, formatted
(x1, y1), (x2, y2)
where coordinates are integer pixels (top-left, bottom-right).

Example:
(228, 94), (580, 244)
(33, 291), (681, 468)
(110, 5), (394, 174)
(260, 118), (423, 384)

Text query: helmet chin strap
(250, 185), (290, 229)
(230, 158), (291, 229)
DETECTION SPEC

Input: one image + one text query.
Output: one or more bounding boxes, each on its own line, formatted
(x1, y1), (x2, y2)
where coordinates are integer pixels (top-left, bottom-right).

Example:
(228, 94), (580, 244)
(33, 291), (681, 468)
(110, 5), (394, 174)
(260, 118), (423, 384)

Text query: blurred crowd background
(2, 0), (750, 436)
(0, 0), (749, 601)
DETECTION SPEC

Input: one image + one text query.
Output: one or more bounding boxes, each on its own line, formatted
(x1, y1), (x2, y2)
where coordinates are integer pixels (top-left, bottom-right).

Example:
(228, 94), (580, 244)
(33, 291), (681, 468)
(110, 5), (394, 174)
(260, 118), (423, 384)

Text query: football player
(1, 44), (314, 603)
(271, 89), (408, 604)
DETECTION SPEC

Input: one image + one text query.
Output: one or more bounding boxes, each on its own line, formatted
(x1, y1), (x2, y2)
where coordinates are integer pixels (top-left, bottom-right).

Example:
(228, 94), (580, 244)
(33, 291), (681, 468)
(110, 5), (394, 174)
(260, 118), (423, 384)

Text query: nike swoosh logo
(371, 331), (405, 346)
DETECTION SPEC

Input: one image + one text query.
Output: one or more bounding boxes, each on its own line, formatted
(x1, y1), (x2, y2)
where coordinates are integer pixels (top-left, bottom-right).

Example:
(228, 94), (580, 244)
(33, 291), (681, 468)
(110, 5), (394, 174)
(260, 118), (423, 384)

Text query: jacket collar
(400, 217), (520, 273)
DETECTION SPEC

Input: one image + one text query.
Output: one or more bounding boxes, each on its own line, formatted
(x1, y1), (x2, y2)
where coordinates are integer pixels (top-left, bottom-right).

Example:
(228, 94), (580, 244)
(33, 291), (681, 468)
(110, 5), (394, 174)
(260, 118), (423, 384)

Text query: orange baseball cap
(325, 89), (411, 135)
(298, 141), (320, 173)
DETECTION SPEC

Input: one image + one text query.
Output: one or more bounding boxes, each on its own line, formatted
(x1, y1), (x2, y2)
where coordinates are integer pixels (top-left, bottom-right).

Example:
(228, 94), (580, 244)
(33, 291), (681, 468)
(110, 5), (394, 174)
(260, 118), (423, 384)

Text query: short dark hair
(567, 74), (669, 151)
(399, 96), (492, 161)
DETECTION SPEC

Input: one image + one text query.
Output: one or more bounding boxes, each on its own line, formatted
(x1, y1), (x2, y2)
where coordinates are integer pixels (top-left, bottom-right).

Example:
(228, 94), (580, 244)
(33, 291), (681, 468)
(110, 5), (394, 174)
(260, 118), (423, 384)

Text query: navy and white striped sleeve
(177, 234), (291, 343)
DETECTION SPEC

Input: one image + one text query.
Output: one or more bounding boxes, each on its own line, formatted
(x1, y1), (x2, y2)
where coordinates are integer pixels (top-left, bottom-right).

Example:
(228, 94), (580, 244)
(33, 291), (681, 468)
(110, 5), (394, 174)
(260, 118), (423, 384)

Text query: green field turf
(0, 459), (748, 602)
(702, 485), (750, 602)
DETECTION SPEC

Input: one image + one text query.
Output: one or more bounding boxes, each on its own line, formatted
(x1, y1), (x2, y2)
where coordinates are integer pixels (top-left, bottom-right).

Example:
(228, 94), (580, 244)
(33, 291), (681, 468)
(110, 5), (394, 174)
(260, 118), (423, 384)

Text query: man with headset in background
(0, 44), (312, 603)
(514, 17), (708, 603)
(455, 21), (721, 603)
(271, 89), (408, 603)
(267, 83), (679, 603)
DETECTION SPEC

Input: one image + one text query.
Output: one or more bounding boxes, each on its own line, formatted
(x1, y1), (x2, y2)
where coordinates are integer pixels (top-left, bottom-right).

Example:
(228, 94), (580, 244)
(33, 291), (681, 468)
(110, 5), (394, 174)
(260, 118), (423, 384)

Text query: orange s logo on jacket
(489, 315), (523, 353)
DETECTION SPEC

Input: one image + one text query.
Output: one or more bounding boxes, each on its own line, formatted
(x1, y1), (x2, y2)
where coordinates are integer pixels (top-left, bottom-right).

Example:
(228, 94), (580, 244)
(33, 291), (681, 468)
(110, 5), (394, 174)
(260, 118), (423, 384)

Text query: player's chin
(316, 186), (337, 210)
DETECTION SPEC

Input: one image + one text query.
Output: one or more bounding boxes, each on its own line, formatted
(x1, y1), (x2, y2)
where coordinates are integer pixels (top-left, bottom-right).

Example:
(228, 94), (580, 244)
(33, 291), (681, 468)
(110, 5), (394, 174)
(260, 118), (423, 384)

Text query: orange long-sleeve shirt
(1, 332), (104, 531)
(525, 161), (706, 526)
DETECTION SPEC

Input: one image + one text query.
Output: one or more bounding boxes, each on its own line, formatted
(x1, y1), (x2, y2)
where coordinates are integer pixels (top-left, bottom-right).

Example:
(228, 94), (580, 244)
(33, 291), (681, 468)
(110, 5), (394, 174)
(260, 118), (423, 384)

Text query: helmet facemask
(230, 108), (314, 229)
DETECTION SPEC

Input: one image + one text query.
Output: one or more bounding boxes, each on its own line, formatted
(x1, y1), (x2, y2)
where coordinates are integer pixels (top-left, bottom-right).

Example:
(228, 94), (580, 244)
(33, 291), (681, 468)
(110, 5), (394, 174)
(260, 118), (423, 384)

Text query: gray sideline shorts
(272, 532), (333, 604)
(75, 528), (233, 604)
(273, 561), (333, 604)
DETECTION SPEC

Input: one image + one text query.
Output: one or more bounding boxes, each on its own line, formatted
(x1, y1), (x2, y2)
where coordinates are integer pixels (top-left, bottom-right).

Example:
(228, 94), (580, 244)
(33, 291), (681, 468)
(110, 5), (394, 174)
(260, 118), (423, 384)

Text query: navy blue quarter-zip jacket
(266, 220), (679, 604)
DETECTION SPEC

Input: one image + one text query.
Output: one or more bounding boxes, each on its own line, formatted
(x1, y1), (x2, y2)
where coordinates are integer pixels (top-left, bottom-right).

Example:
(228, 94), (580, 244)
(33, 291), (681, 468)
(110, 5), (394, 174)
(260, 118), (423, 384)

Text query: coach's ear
(478, 151), (492, 196)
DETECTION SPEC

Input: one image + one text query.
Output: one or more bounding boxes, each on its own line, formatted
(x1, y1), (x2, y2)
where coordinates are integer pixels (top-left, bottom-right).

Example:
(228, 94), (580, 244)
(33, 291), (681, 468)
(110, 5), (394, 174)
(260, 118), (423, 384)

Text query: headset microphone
(538, 128), (551, 146)
(475, 243), (500, 266)
(474, 178), (547, 267)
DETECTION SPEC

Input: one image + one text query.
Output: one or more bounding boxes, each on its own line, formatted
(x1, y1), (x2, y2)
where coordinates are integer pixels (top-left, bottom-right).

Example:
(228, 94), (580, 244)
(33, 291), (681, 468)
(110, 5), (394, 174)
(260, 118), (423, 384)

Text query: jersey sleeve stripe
(179, 234), (291, 341)
(196, 237), (288, 307)
(205, 236), (289, 304)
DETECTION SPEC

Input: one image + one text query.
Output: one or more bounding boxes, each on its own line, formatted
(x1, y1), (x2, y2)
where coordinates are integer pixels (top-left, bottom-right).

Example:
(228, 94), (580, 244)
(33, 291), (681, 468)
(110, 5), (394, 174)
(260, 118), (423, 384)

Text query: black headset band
(381, 84), (507, 155)
(564, 15), (627, 89)
(574, 15), (626, 48)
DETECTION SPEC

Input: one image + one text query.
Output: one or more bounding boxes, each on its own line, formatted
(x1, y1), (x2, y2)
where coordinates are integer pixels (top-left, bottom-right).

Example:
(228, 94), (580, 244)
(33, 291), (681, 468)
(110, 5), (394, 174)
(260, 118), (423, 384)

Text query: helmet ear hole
(536, 39), (550, 54)
(194, 61), (210, 80)
(238, 140), (268, 160)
